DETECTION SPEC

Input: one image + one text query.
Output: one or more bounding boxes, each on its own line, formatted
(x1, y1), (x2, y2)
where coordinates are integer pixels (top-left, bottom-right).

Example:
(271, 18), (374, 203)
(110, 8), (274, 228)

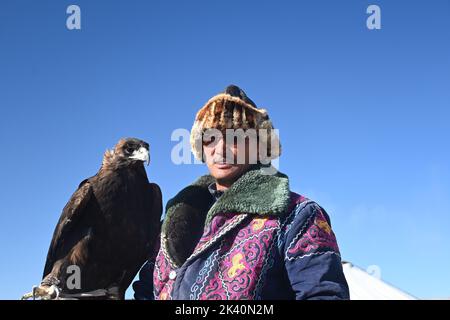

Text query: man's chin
(212, 167), (238, 179)
(211, 164), (250, 183)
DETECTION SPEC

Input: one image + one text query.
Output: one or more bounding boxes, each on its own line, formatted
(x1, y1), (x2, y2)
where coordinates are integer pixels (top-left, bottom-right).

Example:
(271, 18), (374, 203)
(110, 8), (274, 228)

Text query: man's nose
(213, 136), (233, 160)
(215, 137), (226, 155)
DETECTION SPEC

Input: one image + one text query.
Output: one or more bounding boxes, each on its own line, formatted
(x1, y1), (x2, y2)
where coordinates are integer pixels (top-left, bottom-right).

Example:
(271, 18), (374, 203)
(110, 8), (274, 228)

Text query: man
(133, 85), (349, 300)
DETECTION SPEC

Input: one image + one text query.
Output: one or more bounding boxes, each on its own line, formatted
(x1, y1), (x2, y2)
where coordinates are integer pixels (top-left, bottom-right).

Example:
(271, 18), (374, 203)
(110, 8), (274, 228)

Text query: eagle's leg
(21, 285), (60, 300)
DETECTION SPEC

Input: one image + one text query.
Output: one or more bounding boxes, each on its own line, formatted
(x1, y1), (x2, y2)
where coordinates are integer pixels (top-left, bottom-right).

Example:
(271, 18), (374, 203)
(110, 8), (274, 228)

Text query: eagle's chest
(98, 171), (145, 206)
(93, 171), (150, 236)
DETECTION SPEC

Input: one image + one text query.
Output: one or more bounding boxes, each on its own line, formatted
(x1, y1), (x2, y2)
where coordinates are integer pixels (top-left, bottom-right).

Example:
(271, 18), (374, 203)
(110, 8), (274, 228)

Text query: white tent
(342, 261), (417, 300)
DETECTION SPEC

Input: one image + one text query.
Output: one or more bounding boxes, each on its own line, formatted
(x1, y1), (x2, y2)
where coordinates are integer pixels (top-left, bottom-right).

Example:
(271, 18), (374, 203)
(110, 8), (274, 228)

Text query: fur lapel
(161, 166), (291, 267)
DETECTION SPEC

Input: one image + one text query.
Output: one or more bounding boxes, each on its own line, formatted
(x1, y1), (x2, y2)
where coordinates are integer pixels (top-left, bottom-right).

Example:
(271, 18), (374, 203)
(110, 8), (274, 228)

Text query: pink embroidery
(287, 207), (340, 259)
(198, 216), (279, 300)
(194, 213), (240, 254)
(154, 193), (309, 300)
(154, 248), (175, 299)
(201, 276), (226, 300)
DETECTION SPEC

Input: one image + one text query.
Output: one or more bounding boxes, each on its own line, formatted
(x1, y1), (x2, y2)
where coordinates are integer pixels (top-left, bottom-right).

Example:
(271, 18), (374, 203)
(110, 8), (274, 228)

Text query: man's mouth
(214, 162), (234, 169)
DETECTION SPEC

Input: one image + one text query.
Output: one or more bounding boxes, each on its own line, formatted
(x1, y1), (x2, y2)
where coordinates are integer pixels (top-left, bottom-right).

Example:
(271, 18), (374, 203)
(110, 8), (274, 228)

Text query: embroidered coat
(133, 167), (349, 300)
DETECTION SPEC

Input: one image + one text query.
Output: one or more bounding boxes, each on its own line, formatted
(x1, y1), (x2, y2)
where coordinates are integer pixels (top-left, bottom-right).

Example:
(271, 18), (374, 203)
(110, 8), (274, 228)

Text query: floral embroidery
(286, 206), (340, 261)
(153, 193), (318, 300)
(252, 217), (268, 231)
(189, 213), (249, 261)
(227, 253), (246, 278)
(160, 292), (168, 300)
(190, 242), (223, 300)
(198, 216), (280, 300)
(153, 243), (175, 300)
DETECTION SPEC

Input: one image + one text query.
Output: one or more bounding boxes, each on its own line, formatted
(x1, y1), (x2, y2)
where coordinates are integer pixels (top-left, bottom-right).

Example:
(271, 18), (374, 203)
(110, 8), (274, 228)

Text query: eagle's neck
(101, 149), (115, 169)
(99, 157), (148, 180)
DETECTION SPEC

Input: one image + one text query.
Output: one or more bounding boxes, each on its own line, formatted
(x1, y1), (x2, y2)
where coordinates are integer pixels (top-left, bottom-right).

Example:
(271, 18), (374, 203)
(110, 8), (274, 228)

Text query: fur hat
(190, 85), (281, 162)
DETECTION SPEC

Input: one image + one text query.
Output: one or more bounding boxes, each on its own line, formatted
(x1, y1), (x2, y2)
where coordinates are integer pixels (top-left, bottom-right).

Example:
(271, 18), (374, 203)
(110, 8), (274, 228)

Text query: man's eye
(203, 136), (215, 146)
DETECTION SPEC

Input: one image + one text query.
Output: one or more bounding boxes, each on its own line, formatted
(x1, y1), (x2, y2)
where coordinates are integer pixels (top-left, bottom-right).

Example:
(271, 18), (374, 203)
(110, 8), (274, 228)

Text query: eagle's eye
(125, 147), (134, 154)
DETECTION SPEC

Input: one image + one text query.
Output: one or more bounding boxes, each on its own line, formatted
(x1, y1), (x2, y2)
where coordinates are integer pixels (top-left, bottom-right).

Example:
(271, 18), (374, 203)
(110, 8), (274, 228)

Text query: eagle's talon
(21, 285), (60, 300)
(20, 291), (33, 300)
(32, 285), (38, 300)
(51, 285), (60, 299)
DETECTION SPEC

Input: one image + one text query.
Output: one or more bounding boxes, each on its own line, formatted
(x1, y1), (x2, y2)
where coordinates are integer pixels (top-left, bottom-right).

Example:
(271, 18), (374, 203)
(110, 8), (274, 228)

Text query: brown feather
(41, 138), (162, 299)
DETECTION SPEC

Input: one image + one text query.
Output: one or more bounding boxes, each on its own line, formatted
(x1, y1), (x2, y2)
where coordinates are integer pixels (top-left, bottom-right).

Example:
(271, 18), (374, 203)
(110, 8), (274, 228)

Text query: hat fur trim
(190, 93), (281, 162)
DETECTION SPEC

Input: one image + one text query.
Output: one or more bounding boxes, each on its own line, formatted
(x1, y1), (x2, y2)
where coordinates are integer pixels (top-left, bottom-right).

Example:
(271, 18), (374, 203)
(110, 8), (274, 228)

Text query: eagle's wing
(118, 182), (163, 292)
(43, 178), (94, 279)
(132, 181), (162, 263)
(146, 182), (163, 250)
(148, 182), (163, 225)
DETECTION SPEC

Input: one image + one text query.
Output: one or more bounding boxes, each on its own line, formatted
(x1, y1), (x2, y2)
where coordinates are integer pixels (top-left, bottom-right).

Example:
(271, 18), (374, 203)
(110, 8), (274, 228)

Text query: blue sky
(0, 0), (449, 299)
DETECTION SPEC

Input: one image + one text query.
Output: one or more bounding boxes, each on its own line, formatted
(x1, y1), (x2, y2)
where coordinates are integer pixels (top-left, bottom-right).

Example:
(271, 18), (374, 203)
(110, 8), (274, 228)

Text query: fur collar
(161, 166), (291, 267)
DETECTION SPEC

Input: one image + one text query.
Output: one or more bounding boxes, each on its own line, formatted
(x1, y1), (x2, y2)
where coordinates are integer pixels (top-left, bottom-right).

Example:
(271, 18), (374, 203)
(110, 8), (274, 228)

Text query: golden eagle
(22, 138), (162, 300)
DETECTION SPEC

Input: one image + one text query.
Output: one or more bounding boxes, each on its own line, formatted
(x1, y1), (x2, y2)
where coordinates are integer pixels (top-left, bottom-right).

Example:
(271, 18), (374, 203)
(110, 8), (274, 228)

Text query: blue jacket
(133, 167), (349, 300)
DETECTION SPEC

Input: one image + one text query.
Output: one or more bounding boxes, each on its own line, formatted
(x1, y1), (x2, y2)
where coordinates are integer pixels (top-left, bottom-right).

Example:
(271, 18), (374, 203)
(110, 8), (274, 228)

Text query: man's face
(203, 131), (253, 189)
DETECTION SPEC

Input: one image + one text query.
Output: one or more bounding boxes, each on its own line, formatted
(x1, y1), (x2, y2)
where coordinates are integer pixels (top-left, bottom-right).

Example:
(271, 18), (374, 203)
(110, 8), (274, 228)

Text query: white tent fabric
(342, 261), (417, 300)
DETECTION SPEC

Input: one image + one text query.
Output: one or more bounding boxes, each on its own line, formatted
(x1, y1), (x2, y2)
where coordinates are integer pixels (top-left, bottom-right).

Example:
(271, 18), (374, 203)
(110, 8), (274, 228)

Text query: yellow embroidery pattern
(316, 219), (331, 234)
(252, 217), (269, 231)
(227, 253), (246, 278)
(160, 292), (168, 300)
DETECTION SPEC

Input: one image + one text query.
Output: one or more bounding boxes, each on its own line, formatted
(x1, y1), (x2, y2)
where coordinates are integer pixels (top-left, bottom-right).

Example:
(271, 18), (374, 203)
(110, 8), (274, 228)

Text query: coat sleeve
(132, 237), (161, 300)
(132, 260), (155, 300)
(283, 201), (350, 300)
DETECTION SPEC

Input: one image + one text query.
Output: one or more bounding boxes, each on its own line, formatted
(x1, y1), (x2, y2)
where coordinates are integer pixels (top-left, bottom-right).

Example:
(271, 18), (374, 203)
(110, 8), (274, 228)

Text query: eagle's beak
(130, 147), (150, 166)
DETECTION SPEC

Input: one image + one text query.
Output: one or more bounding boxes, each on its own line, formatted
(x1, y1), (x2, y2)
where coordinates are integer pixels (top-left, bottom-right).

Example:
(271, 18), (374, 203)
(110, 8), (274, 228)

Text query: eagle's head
(102, 138), (150, 169)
